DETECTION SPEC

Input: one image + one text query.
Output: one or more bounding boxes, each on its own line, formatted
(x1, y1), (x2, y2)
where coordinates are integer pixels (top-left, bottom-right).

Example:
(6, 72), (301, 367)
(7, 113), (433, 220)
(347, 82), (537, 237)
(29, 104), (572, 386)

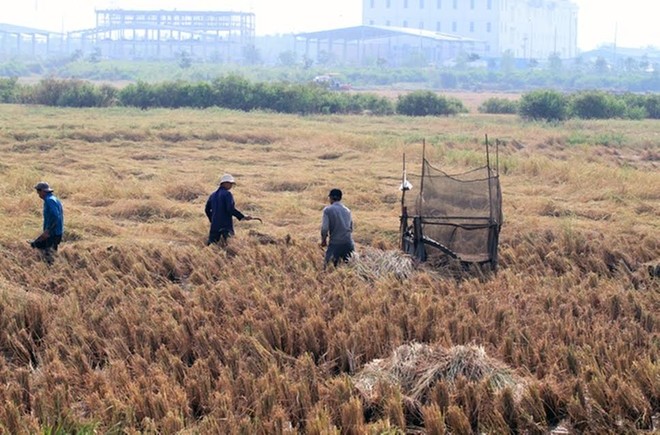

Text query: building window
(403, 20), (408, 27)
(370, 0), (375, 7)
(437, 0), (442, 8)
(404, 0), (408, 8)
(419, 21), (424, 29)
(487, 22), (492, 32)
(370, 20), (375, 25)
(470, 0), (475, 9)
(470, 22), (474, 32)
(487, 0), (492, 9)
(436, 21), (441, 31)
(420, 0), (425, 8)
(452, 21), (457, 31)
(386, 0), (391, 8)
(453, 0), (457, 9)
(386, 20), (391, 25)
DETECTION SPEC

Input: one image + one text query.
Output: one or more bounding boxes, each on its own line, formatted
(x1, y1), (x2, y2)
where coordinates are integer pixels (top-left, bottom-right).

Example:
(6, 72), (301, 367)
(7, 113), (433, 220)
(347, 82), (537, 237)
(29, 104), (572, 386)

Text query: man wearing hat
(30, 181), (64, 261)
(205, 174), (253, 245)
(321, 188), (354, 267)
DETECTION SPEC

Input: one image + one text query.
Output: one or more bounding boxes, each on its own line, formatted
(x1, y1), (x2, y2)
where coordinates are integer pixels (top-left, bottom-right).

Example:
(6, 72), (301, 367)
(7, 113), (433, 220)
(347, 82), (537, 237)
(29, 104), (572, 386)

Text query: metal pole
(485, 134), (491, 170)
(495, 137), (500, 175)
(485, 135), (496, 267)
(400, 149), (407, 251)
(486, 135), (494, 222)
(420, 139), (426, 181)
(401, 150), (406, 211)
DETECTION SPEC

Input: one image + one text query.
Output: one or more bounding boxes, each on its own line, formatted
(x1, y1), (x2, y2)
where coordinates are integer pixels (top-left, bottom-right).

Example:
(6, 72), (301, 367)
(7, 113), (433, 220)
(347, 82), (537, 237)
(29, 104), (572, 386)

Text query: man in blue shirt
(205, 174), (253, 245)
(321, 188), (355, 267)
(30, 181), (64, 263)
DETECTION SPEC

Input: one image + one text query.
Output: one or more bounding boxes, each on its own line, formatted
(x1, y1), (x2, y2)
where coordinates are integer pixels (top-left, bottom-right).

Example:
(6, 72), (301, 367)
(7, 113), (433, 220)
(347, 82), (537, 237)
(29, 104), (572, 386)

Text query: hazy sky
(2, 0), (658, 51)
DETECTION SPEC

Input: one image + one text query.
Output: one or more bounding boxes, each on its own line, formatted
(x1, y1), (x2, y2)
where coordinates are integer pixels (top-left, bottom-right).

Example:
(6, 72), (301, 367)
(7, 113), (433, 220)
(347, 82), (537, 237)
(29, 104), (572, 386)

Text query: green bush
(249, 82), (317, 114)
(623, 105), (648, 120)
(56, 81), (116, 107)
(616, 93), (648, 119)
(0, 77), (19, 103)
(348, 93), (395, 115)
(643, 94), (660, 119)
(20, 78), (70, 105)
(114, 76), (394, 116)
(118, 81), (157, 109)
(478, 97), (518, 114)
(17, 78), (114, 107)
(569, 91), (625, 119)
(519, 89), (569, 121)
(396, 91), (467, 116)
(211, 74), (256, 111)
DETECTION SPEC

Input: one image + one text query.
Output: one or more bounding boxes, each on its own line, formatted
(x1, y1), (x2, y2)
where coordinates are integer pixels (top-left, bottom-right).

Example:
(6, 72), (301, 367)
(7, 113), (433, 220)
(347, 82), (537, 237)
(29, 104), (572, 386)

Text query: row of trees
(0, 77), (469, 116)
(1, 76), (657, 120)
(479, 90), (660, 121)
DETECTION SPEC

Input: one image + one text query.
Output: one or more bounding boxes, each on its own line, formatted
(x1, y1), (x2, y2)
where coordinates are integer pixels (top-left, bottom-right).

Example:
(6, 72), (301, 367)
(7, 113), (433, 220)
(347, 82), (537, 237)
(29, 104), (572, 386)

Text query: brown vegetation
(0, 105), (657, 433)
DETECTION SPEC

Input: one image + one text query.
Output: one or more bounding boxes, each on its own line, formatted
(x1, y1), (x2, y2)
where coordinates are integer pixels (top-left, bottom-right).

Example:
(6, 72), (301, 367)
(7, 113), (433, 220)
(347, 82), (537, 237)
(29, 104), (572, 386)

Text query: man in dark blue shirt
(205, 174), (253, 245)
(30, 181), (64, 263)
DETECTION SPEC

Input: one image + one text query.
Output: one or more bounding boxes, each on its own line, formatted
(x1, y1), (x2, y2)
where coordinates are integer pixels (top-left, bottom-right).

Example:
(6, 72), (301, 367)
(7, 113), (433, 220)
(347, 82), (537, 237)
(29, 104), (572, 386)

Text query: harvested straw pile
(347, 247), (416, 281)
(353, 343), (522, 406)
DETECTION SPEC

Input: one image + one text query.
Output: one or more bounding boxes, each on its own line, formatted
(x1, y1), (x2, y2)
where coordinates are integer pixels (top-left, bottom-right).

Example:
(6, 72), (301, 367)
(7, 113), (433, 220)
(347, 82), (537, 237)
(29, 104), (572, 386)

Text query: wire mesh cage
(400, 138), (502, 270)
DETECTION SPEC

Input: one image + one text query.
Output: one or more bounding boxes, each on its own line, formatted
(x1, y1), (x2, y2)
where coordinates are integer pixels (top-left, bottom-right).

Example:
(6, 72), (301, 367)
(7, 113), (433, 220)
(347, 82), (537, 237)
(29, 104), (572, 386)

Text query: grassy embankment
(0, 104), (658, 433)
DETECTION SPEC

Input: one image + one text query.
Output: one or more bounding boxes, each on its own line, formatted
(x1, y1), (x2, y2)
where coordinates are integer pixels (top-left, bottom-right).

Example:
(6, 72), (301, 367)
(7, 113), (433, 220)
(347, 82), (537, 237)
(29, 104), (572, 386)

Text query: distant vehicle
(312, 74), (352, 91)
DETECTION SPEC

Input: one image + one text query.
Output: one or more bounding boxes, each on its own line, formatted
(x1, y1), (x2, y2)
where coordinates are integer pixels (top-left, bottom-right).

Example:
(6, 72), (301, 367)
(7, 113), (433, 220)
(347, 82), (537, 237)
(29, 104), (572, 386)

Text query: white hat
(220, 174), (236, 184)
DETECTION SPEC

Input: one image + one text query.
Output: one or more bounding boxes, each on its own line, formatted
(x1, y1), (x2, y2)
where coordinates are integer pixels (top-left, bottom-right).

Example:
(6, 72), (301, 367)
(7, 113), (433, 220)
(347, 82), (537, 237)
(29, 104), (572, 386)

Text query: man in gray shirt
(321, 188), (355, 267)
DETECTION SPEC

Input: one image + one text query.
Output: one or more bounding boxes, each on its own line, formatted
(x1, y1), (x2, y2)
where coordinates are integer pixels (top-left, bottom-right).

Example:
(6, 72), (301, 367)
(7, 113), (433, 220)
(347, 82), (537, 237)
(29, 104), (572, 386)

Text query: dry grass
(352, 343), (522, 403)
(347, 247), (416, 281)
(0, 104), (658, 433)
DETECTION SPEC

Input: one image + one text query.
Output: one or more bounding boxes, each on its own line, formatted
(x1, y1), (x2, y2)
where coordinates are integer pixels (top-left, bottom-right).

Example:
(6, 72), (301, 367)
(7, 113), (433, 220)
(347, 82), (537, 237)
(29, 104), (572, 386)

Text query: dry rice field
(0, 104), (658, 433)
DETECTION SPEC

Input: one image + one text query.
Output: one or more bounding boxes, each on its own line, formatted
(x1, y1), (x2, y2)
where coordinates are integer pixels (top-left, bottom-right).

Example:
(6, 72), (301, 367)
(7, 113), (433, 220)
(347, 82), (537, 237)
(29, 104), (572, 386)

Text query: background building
(0, 9), (256, 63)
(72, 10), (256, 62)
(0, 24), (65, 58)
(294, 25), (486, 67)
(362, 0), (578, 59)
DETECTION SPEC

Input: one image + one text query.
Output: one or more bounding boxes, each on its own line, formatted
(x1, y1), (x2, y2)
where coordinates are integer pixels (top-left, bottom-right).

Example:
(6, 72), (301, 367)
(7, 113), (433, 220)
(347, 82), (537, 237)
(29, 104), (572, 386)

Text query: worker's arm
(36, 199), (60, 241)
(320, 209), (330, 247)
(204, 194), (213, 222)
(233, 208), (251, 221)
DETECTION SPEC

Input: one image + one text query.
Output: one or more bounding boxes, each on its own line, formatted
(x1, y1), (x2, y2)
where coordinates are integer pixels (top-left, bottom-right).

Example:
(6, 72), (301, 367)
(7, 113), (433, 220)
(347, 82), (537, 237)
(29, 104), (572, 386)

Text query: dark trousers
(33, 235), (62, 264)
(324, 243), (354, 267)
(208, 230), (232, 246)
(33, 235), (62, 251)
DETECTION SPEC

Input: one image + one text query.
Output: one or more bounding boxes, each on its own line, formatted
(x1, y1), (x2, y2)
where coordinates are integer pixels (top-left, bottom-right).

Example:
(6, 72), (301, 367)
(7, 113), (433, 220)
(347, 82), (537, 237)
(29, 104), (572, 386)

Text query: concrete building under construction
(0, 23), (64, 58)
(79, 9), (255, 61)
(1, 9), (256, 63)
